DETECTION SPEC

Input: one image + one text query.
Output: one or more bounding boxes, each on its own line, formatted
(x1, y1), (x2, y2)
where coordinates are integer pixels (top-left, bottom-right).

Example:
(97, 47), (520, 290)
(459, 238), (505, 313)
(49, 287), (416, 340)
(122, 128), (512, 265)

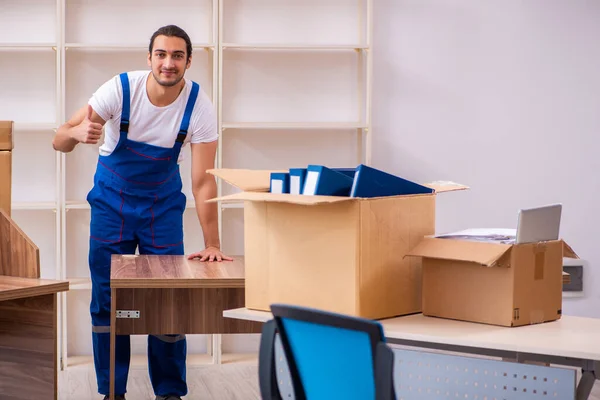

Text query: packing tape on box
(533, 243), (547, 281)
(535, 251), (545, 280)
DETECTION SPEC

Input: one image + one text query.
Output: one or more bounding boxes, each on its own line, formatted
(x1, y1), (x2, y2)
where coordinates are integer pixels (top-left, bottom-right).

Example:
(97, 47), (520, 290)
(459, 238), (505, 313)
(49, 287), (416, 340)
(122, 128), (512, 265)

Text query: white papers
(270, 179), (284, 194)
(435, 228), (516, 244)
(290, 175), (301, 195)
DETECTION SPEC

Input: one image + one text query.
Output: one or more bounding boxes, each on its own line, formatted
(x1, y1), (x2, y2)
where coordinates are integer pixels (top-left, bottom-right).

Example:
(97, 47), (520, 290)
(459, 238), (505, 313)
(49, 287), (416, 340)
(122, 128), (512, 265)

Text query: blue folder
(289, 168), (308, 195)
(350, 164), (434, 198)
(289, 167), (356, 194)
(270, 172), (290, 194)
(332, 168), (357, 179)
(302, 165), (354, 196)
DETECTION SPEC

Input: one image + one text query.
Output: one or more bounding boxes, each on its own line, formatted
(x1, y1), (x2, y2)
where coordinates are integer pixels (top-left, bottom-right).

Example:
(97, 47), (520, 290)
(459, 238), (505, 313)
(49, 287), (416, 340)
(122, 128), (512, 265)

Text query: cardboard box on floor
(207, 168), (467, 320)
(406, 236), (578, 327)
(0, 121), (13, 217)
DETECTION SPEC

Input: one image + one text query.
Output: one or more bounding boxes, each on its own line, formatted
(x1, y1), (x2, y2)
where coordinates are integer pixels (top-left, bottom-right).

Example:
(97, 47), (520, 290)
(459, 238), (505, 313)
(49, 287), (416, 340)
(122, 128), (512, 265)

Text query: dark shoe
(103, 395), (126, 400)
(156, 396), (182, 400)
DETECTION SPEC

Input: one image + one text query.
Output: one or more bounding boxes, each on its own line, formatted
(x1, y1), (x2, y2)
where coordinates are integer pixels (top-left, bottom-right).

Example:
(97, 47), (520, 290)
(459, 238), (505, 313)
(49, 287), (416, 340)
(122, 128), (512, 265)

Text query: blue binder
(350, 164), (434, 198)
(302, 165), (354, 196)
(332, 168), (357, 179)
(289, 168), (308, 195)
(270, 172), (290, 194)
(289, 167), (356, 194)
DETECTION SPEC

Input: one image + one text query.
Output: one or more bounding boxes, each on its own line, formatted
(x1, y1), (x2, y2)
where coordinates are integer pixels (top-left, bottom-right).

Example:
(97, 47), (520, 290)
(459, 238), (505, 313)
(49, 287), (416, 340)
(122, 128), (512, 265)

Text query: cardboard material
(0, 151), (11, 216)
(406, 237), (578, 327)
(208, 168), (467, 319)
(0, 121), (13, 151)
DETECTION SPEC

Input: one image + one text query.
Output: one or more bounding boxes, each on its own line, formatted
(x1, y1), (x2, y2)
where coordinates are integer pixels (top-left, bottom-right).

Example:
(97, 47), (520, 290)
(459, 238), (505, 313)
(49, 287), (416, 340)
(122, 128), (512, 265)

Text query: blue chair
(258, 304), (396, 400)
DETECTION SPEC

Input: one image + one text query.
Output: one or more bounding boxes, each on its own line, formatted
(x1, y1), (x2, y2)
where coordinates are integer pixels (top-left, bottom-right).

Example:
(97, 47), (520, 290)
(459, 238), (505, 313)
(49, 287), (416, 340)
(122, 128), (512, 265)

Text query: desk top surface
(110, 255), (245, 289)
(0, 275), (69, 302)
(223, 308), (600, 361)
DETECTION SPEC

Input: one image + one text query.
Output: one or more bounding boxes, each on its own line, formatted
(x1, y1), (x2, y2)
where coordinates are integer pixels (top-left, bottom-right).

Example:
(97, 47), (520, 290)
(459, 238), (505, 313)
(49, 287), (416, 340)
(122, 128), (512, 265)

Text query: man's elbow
(52, 140), (73, 153)
(192, 176), (217, 198)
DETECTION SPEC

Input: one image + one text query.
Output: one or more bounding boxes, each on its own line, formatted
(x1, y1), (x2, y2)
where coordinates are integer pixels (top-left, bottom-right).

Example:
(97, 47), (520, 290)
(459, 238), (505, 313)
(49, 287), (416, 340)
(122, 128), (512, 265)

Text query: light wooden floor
(59, 355), (600, 400)
(59, 355), (261, 400)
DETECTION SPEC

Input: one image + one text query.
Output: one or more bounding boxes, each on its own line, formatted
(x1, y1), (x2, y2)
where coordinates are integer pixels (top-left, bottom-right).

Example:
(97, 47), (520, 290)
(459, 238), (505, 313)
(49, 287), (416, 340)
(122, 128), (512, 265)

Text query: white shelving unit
(3, 0), (372, 372)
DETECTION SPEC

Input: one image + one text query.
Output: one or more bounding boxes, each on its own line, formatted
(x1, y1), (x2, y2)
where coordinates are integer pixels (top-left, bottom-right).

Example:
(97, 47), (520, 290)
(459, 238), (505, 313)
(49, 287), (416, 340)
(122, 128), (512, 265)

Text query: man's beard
(152, 70), (184, 87)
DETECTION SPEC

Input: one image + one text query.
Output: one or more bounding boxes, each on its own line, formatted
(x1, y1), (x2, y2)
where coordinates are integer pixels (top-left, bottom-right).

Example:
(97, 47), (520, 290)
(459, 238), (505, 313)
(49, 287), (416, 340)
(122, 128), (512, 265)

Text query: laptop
(435, 203), (562, 245)
(515, 203), (562, 244)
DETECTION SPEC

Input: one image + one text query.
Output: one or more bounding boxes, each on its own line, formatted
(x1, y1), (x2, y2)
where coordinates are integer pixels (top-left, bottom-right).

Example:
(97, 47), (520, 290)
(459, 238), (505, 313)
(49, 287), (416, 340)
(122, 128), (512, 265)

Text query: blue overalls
(87, 72), (200, 397)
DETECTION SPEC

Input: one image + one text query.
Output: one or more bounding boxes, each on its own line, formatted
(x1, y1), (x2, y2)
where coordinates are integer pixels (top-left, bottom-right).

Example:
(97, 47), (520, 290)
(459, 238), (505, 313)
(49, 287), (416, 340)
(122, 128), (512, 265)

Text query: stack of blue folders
(269, 164), (435, 198)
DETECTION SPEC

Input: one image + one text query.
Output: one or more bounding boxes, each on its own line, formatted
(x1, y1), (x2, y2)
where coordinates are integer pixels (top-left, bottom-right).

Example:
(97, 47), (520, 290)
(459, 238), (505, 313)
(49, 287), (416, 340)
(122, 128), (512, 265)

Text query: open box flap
(406, 237), (512, 267)
(423, 181), (470, 193)
(563, 241), (579, 259)
(207, 169), (284, 192)
(207, 191), (356, 205)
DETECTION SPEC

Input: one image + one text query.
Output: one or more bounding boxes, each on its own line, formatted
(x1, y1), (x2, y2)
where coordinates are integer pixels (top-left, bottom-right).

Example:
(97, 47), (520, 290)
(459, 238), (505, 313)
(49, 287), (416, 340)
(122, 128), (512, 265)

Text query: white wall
(372, 0), (600, 317)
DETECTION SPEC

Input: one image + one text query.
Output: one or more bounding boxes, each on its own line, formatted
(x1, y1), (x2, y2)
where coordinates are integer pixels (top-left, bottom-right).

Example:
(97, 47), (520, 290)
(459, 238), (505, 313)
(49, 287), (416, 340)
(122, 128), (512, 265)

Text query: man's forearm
(193, 178), (220, 249)
(53, 123), (79, 153)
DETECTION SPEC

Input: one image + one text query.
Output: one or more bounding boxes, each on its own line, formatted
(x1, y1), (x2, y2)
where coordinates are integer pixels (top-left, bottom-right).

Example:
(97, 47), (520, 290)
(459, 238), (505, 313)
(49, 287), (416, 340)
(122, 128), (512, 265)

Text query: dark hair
(149, 25), (193, 60)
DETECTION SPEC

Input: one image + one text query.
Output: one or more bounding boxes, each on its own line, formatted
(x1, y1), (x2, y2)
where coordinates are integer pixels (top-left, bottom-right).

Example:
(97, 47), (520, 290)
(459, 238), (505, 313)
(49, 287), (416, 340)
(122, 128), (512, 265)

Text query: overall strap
(118, 72), (131, 140)
(175, 81), (200, 145)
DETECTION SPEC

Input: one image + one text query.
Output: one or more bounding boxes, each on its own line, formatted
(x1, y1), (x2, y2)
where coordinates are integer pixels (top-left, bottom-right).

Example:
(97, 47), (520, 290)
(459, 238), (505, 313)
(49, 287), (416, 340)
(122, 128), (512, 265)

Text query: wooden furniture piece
(109, 254), (263, 399)
(0, 207), (69, 399)
(225, 307), (600, 400)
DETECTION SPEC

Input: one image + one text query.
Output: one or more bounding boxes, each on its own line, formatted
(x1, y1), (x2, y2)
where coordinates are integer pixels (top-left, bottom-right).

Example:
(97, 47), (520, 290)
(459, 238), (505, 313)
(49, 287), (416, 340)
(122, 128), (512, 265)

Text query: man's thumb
(86, 105), (93, 120)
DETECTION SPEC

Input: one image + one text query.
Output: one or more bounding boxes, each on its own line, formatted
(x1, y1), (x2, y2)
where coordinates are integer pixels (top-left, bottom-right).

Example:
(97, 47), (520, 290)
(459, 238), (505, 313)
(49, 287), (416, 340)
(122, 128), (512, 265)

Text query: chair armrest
(258, 319), (282, 400)
(375, 342), (396, 400)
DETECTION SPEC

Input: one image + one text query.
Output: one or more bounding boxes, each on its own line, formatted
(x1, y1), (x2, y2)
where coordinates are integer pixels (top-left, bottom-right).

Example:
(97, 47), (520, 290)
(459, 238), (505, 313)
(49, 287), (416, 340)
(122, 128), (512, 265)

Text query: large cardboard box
(406, 236), (578, 327)
(0, 121), (13, 151)
(208, 168), (466, 320)
(0, 121), (13, 216)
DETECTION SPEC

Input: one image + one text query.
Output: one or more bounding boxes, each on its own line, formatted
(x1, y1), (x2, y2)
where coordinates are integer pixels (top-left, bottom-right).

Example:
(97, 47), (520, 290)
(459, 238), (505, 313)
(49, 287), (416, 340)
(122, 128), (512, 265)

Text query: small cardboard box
(406, 236), (578, 327)
(0, 121), (13, 151)
(208, 168), (467, 320)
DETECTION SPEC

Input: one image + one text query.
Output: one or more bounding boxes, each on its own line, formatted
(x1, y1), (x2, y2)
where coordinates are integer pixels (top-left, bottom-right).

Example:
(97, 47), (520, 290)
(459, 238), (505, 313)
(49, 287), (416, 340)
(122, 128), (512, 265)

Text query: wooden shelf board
(222, 122), (366, 130)
(65, 201), (90, 210)
(65, 42), (214, 51)
(0, 43), (56, 51)
(12, 202), (57, 211)
(187, 201), (242, 209)
(67, 201), (235, 211)
(222, 43), (368, 51)
(13, 122), (57, 132)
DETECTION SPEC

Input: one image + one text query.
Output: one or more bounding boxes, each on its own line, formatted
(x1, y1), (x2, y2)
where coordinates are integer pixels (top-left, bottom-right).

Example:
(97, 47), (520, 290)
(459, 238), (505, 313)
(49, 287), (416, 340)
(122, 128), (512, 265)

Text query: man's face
(148, 35), (190, 87)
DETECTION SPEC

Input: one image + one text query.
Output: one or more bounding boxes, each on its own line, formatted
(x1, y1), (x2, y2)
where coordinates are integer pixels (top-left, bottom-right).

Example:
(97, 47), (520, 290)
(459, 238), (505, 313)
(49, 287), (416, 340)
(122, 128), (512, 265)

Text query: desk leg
(110, 288), (117, 400)
(576, 361), (598, 400)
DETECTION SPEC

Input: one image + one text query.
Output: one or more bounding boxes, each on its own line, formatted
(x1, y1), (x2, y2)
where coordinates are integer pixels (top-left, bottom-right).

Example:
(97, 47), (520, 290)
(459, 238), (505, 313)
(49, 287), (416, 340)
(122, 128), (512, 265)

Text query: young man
(53, 25), (232, 400)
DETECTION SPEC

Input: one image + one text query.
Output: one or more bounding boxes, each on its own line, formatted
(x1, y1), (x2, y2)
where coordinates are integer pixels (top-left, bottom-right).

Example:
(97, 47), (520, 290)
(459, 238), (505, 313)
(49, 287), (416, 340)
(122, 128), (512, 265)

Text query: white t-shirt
(88, 70), (218, 163)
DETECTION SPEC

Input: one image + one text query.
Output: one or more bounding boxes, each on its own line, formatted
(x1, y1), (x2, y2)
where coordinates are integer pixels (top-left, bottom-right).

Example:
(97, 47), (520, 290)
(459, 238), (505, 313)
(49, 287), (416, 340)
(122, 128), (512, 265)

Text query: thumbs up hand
(73, 105), (103, 144)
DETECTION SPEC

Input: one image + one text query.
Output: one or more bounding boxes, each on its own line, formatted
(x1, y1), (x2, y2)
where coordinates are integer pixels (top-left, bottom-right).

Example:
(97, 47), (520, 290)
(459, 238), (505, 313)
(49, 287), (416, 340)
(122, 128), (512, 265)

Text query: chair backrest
(259, 303), (395, 400)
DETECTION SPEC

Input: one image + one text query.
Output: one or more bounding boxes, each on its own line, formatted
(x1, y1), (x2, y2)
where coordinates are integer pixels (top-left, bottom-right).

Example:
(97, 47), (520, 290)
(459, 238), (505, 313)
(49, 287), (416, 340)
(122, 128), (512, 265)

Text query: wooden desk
(0, 276), (69, 400)
(109, 255), (263, 399)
